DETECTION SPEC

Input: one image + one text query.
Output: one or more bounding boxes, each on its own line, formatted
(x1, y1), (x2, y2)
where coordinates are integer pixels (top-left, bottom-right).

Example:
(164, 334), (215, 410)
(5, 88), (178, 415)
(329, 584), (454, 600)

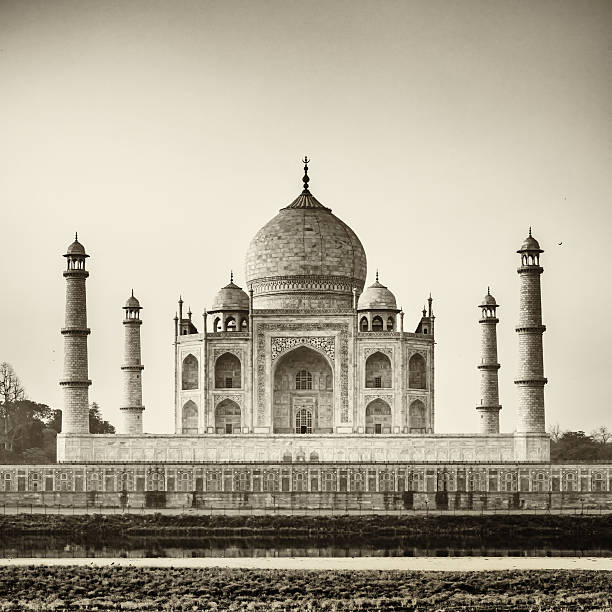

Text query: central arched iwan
(273, 345), (333, 434)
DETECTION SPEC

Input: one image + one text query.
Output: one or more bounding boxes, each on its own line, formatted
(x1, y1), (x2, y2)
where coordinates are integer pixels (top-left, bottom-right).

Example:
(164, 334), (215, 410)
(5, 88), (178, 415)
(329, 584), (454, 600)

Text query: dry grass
(0, 567), (610, 611)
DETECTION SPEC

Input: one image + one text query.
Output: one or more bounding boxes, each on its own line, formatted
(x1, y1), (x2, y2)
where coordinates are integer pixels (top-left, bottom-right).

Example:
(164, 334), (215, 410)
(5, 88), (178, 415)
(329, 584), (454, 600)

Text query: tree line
(0, 362), (114, 464)
(548, 423), (612, 461)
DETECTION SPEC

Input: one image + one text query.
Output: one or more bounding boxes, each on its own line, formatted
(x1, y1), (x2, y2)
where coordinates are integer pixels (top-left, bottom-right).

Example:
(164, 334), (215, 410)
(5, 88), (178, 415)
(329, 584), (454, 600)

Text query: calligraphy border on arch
(257, 322), (349, 425)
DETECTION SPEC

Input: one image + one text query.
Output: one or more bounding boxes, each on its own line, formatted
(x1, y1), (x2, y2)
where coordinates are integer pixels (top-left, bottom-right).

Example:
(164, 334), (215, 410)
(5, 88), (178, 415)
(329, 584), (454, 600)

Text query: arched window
(365, 399), (392, 434)
(592, 472), (606, 492)
(295, 370), (312, 390)
(240, 318), (248, 330)
(372, 316), (383, 331)
(215, 352), (241, 389)
(215, 399), (241, 434)
(182, 400), (198, 434)
(213, 317), (221, 332)
(409, 399), (426, 432)
(295, 408), (312, 434)
(309, 451), (320, 462)
(225, 317), (236, 331)
(360, 317), (369, 332)
(409, 353), (426, 389)
(181, 354), (199, 390)
(386, 316), (394, 331)
(365, 351), (392, 388)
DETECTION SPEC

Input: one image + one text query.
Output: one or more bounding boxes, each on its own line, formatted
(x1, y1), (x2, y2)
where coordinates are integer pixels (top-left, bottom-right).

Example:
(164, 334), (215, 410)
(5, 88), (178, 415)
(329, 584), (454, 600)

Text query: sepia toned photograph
(0, 0), (611, 609)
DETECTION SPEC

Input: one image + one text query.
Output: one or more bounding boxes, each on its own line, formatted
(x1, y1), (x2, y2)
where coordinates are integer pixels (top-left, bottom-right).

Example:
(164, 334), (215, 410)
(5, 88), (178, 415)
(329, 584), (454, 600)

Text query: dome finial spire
(529, 226), (532, 237)
(302, 156), (310, 193)
(376, 269), (379, 283)
(230, 270), (233, 283)
(75, 231), (78, 241)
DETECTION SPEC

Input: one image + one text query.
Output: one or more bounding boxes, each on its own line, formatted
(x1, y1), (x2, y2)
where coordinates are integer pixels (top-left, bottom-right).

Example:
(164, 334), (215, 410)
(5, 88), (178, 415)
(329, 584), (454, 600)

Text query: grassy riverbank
(0, 567), (609, 610)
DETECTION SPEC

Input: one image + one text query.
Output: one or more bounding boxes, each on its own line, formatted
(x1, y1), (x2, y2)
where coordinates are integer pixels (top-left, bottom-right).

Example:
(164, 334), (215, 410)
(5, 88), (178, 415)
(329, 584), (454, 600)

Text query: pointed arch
(409, 399), (426, 432)
(225, 316), (236, 331)
(386, 316), (394, 331)
(365, 351), (392, 388)
(409, 353), (426, 389)
(182, 400), (198, 434)
(272, 345), (333, 434)
(215, 399), (241, 434)
(213, 317), (221, 332)
(215, 352), (241, 388)
(365, 399), (392, 434)
(181, 354), (199, 390)
(371, 315), (383, 331)
(359, 316), (369, 332)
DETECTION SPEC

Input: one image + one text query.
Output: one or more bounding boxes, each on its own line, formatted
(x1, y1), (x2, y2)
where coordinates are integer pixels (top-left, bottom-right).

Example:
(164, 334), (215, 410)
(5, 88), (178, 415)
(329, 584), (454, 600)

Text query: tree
(47, 403), (116, 434)
(0, 362), (25, 404)
(547, 422), (564, 443)
(550, 431), (600, 461)
(0, 400), (55, 463)
(89, 402), (115, 434)
(0, 362), (26, 451)
(591, 425), (611, 445)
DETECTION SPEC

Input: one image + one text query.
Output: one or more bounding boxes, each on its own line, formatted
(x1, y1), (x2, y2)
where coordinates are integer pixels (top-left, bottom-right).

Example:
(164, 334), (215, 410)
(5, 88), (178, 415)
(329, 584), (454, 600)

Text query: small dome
(480, 291), (497, 307)
(211, 281), (249, 311)
(518, 230), (543, 252)
(125, 292), (140, 308)
(65, 235), (87, 256)
(358, 279), (397, 310)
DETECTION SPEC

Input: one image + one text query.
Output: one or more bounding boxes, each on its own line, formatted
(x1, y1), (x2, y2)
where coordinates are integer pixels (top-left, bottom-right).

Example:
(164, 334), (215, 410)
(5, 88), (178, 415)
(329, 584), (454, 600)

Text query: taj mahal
(57, 159), (550, 465)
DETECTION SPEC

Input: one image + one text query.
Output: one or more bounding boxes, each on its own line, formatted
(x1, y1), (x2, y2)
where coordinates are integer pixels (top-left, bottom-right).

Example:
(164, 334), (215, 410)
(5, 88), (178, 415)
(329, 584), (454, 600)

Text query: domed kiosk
(246, 159), (367, 309)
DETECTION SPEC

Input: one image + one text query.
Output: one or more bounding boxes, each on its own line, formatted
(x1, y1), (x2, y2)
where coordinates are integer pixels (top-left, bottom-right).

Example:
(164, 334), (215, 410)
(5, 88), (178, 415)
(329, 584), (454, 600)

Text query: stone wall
(56, 432), (548, 463)
(1, 460), (609, 515)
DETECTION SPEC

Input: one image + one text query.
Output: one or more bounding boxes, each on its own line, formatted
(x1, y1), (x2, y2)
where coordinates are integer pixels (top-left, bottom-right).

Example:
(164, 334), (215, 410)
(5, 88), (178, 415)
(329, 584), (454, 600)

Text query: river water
(1, 536), (610, 559)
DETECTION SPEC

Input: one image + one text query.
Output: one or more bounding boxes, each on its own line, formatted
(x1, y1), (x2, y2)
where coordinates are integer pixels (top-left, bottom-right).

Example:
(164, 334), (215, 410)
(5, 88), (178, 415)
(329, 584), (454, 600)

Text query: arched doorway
(215, 352), (242, 388)
(215, 399), (241, 434)
(409, 399), (426, 432)
(273, 345), (333, 433)
(182, 400), (198, 434)
(365, 399), (392, 434)
(181, 355), (198, 390)
(365, 351), (392, 388)
(409, 353), (426, 389)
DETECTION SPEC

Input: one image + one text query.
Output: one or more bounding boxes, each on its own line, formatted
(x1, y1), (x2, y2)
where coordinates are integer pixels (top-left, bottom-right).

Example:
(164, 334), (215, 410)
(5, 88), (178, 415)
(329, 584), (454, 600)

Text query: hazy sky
(1, 0), (610, 434)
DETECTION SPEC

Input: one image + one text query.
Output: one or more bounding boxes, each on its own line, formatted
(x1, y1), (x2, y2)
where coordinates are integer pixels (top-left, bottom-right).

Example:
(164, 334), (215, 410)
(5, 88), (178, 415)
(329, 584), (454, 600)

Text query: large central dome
(245, 164), (367, 309)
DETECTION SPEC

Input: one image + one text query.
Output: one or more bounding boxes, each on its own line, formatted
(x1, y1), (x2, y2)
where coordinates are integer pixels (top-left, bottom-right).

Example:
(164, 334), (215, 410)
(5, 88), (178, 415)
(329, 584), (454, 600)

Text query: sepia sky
(1, 0), (611, 434)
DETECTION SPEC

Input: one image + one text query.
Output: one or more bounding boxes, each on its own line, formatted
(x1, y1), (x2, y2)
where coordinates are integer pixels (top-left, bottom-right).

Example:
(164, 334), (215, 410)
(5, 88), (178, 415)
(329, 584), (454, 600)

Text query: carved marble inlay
(213, 394), (242, 407)
(251, 275), (360, 295)
(364, 347), (393, 359)
(271, 336), (335, 362)
(257, 322), (349, 424)
(364, 394), (394, 406)
(212, 348), (243, 361)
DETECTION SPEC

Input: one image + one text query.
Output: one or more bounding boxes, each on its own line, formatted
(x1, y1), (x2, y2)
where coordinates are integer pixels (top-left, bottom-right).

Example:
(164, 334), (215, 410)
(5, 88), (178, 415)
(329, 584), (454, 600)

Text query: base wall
(0, 490), (610, 512)
(57, 432), (550, 463)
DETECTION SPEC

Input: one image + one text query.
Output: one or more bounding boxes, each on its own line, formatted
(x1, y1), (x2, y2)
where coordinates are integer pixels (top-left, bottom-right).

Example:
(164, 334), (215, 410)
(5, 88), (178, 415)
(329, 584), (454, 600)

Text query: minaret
(60, 234), (91, 434)
(477, 288), (501, 434)
(120, 291), (144, 434)
(515, 229), (547, 433)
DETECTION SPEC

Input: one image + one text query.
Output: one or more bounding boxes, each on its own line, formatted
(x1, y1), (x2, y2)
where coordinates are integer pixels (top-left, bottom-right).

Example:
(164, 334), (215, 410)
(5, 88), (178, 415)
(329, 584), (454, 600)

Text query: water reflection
(1, 536), (610, 559)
